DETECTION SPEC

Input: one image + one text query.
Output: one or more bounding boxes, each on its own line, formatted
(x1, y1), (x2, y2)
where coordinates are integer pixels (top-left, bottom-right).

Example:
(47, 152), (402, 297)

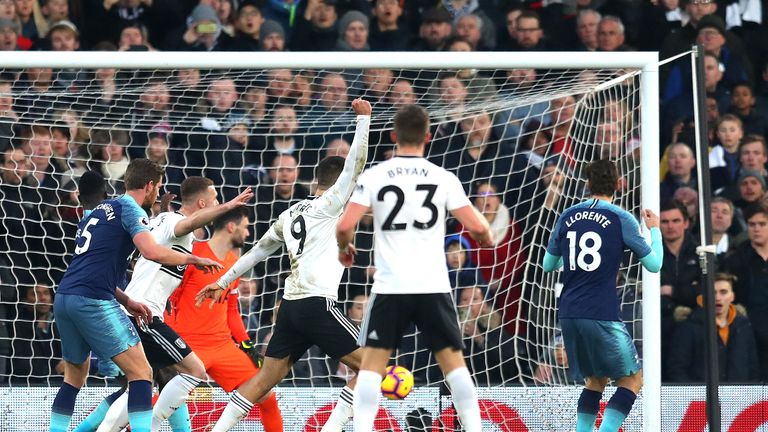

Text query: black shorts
(265, 297), (360, 362)
(129, 316), (193, 370)
(358, 292), (464, 351)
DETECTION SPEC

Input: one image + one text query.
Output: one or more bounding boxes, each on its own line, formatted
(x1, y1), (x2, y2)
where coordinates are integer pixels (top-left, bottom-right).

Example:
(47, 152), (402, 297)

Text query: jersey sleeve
(445, 173), (472, 211)
(545, 215), (564, 256)
(227, 290), (249, 344)
(349, 169), (373, 207)
(120, 197), (151, 237)
(318, 115), (370, 215)
(618, 209), (653, 257)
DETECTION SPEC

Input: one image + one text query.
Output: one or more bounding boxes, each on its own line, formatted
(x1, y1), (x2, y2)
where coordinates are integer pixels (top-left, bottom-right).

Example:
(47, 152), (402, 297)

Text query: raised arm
(173, 188), (253, 237)
(622, 209), (663, 273)
(322, 99), (371, 212)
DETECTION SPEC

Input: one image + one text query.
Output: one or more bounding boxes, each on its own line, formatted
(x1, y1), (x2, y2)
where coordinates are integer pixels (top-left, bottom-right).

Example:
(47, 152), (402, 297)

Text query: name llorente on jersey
(564, 210), (613, 229)
(387, 166), (429, 178)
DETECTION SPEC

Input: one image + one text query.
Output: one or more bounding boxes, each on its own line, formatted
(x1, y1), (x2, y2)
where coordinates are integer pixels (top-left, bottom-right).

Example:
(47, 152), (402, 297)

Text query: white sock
(321, 386), (354, 432)
(96, 392), (129, 432)
(353, 371), (382, 432)
(212, 390), (253, 432)
(445, 367), (482, 432)
(151, 374), (201, 429)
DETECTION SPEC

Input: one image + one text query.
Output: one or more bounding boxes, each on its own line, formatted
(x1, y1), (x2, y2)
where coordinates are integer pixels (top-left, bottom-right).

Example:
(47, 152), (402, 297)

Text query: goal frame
(0, 50), (661, 431)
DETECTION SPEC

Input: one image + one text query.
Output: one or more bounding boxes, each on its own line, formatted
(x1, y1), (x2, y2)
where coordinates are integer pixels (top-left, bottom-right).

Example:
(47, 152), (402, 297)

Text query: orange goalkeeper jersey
(165, 241), (247, 346)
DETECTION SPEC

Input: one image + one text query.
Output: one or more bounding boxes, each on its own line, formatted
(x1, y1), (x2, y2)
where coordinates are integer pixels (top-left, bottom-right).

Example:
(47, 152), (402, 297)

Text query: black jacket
(661, 232), (701, 311)
(667, 306), (759, 383)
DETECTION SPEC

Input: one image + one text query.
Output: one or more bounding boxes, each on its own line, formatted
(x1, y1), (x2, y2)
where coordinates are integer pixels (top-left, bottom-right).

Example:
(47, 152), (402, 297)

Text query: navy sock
(576, 389), (602, 432)
(50, 382), (80, 432)
(598, 387), (637, 432)
(127, 380), (153, 432)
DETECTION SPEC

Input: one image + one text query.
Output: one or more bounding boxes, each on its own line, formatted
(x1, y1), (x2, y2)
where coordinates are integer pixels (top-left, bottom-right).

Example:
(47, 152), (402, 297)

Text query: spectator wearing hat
(369, 0), (409, 51)
(291, 0), (338, 51)
(336, 10), (368, 50)
(718, 135), (768, 203)
(410, 7), (452, 51)
(0, 17), (22, 50)
(696, 15), (751, 87)
(166, 4), (231, 51)
(47, 19), (78, 51)
(259, 19), (285, 51)
(223, 2), (265, 51)
(445, 234), (487, 290)
(722, 203), (768, 380)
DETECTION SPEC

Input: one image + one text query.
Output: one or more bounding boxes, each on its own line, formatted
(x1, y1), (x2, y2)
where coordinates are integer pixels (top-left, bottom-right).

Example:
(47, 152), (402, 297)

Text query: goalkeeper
(163, 206), (283, 431)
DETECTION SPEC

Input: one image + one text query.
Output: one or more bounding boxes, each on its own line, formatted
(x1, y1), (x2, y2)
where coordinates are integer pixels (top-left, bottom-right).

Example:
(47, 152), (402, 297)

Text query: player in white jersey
(195, 98), (372, 432)
(336, 104), (494, 432)
(95, 177), (254, 431)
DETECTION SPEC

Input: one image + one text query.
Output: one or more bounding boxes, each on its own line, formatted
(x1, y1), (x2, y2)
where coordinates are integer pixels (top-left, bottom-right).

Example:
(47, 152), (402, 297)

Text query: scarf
(488, 203), (510, 247)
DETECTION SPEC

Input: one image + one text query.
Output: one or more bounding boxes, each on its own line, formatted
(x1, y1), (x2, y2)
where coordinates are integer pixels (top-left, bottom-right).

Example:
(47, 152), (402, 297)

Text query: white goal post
(0, 50), (660, 431)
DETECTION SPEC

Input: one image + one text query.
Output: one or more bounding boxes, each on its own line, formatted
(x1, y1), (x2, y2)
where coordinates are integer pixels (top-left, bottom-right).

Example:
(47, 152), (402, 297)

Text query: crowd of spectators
(0, 0), (768, 388)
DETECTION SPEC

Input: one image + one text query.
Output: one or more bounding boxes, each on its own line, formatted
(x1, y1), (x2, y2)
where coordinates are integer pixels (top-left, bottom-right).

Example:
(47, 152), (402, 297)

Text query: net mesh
(0, 64), (646, 431)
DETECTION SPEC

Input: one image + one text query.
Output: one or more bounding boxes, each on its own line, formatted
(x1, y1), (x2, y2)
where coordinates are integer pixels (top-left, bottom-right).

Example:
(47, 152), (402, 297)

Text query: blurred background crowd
(0, 0), (768, 388)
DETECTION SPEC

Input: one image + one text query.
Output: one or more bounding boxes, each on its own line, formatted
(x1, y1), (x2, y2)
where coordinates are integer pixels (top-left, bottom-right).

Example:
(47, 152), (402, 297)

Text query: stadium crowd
(0, 0), (768, 390)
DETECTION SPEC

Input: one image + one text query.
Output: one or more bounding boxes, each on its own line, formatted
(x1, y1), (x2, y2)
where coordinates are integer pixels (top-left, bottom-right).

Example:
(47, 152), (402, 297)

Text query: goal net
(0, 52), (659, 431)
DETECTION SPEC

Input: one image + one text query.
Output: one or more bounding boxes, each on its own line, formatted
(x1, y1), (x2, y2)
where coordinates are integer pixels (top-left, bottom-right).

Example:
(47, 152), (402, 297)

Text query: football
(380, 365), (414, 400)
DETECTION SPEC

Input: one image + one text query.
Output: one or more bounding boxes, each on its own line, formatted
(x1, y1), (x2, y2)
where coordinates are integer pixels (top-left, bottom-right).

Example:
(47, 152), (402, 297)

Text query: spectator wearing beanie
(259, 19), (286, 51)
(0, 18), (24, 50)
(336, 10), (368, 50)
(165, 4), (231, 51)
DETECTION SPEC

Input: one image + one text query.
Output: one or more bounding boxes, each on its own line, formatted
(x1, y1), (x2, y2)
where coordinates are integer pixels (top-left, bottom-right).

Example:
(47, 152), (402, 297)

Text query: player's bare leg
(50, 359), (90, 432)
(210, 356), (289, 432)
(151, 352), (206, 429)
(434, 347), (482, 432)
(598, 371), (643, 432)
(320, 348), (364, 432)
(577, 376), (609, 432)
(111, 343), (154, 432)
(353, 347), (392, 432)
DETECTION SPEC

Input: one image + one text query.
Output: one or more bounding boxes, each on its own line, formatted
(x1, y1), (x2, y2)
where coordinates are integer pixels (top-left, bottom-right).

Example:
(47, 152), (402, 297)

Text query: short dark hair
(212, 206), (249, 232)
(714, 272), (737, 286)
(180, 176), (214, 204)
(78, 170), (107, 210)
(744, 202), (768, 222)
(660, 199), (690, 221)
(394, 104), (430, 146)
(585, 158), (618, 197)
(315, 156), (345, 188)
(123, 158), (165, 191)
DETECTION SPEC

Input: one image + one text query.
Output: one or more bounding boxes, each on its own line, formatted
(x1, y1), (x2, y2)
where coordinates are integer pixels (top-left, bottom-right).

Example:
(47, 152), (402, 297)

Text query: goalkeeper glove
(238, 340), (264, 368)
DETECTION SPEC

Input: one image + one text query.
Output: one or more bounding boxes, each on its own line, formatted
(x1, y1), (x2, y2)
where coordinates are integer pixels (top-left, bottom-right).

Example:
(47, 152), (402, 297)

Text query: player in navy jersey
(542, 159), (663, 432)
(50, 159), (222, 432)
